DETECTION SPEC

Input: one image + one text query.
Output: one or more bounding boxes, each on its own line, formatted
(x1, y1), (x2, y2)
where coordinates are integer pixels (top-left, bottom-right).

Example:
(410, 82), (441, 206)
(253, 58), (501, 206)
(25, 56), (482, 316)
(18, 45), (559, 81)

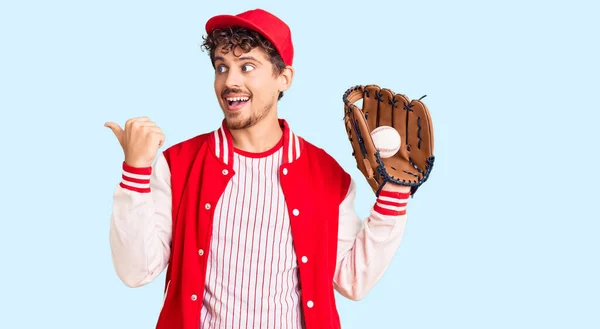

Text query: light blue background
(1, 0), (598, 328)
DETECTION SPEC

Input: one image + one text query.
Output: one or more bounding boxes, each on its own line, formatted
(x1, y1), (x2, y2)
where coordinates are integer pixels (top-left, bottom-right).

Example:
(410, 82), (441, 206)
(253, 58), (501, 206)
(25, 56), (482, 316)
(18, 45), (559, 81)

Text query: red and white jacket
(109, 119), (410, 329)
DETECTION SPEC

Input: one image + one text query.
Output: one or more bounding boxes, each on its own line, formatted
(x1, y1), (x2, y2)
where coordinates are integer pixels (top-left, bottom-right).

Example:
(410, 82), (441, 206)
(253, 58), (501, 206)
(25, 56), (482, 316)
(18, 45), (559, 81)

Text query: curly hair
(201, 27), (287, 100)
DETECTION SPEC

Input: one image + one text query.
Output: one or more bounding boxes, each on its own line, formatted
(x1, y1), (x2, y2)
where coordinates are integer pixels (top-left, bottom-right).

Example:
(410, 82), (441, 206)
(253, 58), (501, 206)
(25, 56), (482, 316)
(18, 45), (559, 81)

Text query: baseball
(371, 126), (401, 158)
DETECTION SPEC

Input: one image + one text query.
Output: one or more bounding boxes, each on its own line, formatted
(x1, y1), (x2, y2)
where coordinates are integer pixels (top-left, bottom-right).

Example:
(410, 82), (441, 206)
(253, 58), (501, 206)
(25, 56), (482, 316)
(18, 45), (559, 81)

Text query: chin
(226, 111), (264, 130)
(222, 109), (244, 127)
(226, 118), (251, 130)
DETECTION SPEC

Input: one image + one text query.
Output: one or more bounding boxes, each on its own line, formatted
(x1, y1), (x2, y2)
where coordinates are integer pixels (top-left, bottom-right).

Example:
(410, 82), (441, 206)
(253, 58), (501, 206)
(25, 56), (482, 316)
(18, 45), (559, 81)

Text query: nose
(224, 67), (242, 89)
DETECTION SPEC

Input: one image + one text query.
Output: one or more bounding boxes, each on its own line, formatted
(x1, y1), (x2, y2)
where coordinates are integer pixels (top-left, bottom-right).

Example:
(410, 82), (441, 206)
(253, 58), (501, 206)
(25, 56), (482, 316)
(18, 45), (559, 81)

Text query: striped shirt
(200, 143), (304, 329)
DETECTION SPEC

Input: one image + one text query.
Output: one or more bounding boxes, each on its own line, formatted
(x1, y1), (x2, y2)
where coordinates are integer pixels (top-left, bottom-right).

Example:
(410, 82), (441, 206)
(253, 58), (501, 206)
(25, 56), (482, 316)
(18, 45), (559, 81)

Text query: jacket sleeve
(333, 178), (410, 300)
(109, 152), (173, 288)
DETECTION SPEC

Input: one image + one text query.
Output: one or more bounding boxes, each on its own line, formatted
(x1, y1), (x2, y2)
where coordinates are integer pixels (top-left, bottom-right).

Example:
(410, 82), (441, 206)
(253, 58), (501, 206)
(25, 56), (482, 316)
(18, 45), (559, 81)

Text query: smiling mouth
(226, 96), (250, 106)
(224, 96), (250, 111)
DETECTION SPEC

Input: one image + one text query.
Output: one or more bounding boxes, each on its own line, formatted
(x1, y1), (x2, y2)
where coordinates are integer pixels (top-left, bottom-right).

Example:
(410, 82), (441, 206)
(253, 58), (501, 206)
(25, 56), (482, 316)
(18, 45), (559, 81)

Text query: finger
(151, 132), (166, 147)
(362, 85), (381, 131)
(146, 126), (162, 133)
(407, 99), (434, 172)
(343, 86), (383, 194)
(355, 111), (382, 192)
(376, 88), (394, 127)
(130, 122), (158, 132)
(104, 121), (121, 130)
(342, 84), (364, 122)
(392, 93), (411, 161)
(131, 121), (157, 129)
(352, 106), (379, 171)
(343, 85), (367, 161)
(344, 106), (367, 169)
(344, 106), (361, 157)
(104, 122), (124, 144)
(130, 116), (151, 121)
(125, 116), (151, 129)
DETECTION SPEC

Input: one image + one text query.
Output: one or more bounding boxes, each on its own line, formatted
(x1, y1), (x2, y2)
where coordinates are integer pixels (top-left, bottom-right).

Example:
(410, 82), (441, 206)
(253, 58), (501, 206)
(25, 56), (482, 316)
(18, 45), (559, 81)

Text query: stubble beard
(225, 101), (275, 130)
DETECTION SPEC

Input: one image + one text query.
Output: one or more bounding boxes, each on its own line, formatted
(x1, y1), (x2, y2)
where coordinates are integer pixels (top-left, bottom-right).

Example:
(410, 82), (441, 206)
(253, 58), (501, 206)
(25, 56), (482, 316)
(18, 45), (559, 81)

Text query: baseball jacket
(109, 119), (410, 329)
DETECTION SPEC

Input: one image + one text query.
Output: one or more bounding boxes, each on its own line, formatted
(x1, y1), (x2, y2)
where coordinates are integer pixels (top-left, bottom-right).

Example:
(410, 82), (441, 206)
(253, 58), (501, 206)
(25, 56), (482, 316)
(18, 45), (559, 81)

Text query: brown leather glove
(343, 84), (435, 196)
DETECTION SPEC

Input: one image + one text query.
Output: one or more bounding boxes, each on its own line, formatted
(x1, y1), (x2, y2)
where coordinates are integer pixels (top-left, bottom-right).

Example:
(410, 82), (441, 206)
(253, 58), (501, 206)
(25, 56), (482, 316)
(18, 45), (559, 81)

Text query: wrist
(120, 161), (152, 193)
(124, 157), (153, 168)
(380, 182), (411, 194)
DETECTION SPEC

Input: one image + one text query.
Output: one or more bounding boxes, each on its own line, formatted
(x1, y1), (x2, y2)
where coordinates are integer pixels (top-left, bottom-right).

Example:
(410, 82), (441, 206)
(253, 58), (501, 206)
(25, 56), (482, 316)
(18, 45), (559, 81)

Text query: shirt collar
(209, 118), (303, 166)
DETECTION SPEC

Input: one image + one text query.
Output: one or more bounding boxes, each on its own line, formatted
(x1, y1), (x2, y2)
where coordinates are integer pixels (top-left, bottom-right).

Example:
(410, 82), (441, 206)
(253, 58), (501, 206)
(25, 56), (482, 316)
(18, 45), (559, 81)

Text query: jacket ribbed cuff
(119, 161), (152, 193)
(373, 189), (409, 216)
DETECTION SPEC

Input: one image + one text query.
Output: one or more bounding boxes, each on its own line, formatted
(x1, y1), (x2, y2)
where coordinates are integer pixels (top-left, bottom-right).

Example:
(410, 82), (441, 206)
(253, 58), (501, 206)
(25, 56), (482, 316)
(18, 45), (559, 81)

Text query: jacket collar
(209, 118), (303, 167)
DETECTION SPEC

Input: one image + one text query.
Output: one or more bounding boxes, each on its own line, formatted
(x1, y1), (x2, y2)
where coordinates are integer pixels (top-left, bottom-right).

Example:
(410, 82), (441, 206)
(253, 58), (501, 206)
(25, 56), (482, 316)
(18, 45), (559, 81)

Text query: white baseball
(371, 126), (401, 158)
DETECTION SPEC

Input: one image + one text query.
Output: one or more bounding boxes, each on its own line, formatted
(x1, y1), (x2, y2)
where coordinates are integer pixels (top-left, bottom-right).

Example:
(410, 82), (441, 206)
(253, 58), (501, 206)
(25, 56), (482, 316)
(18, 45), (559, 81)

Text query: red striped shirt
(200, 146), (303, 329)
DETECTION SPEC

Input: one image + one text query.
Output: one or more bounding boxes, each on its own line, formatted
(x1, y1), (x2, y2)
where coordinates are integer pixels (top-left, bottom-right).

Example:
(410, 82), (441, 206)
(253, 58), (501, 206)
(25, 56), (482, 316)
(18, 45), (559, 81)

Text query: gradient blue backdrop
(1, 0), (599, 328)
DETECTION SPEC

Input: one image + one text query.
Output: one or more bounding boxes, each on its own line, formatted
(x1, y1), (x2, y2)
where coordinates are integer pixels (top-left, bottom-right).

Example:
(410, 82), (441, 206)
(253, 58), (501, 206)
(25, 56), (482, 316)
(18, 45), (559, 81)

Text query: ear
(278, 66), (294, 92)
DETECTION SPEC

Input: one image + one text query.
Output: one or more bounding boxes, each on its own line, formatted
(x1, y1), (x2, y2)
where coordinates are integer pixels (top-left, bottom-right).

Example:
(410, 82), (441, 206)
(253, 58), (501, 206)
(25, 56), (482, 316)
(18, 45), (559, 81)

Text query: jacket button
(198, 249), (204, 256)
(205, 203), (211, 210)
(222, 169), (228, 175)
(292, 209), (299, 216)
(191, 294), (198, 301)
(307, 300), (314, 308)
(283, 168), (288, 175)
(301, 256), (308, 263)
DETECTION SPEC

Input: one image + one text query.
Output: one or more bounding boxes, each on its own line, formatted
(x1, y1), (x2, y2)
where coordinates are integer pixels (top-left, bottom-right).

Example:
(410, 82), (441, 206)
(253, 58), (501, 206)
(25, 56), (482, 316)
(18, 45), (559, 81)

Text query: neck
(229, 112), (283, 153)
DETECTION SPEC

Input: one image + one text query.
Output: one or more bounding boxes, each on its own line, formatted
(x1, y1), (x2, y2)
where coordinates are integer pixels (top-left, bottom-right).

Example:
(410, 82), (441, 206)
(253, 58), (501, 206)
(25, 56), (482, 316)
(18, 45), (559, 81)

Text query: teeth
(226, 97), (249, 102)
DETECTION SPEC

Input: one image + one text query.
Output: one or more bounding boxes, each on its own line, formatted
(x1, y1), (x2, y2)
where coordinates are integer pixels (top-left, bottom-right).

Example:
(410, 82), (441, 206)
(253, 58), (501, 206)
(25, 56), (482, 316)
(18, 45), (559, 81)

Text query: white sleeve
(333, 178), (410, 300)
(109, 153), (172, 288)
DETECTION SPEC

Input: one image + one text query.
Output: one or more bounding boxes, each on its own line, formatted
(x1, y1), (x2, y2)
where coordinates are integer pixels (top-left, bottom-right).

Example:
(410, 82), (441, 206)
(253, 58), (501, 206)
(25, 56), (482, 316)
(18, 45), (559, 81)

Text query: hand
(343, 84), (434, 197)
(104, 117), (165, 168)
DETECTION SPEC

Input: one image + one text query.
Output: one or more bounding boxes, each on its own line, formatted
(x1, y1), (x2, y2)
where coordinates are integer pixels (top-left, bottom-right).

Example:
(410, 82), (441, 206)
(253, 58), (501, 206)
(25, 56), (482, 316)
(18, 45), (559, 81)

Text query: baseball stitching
(372, 127), (400, 154)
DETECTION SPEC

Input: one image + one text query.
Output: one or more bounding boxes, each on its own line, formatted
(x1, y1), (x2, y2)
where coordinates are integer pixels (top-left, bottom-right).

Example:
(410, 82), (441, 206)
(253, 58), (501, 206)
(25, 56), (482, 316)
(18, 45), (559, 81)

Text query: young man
(106, 8), (411, 329)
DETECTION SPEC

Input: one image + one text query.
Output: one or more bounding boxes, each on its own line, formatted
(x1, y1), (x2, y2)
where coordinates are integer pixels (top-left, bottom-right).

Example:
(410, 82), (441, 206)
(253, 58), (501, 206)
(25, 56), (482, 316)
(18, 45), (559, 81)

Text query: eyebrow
(213, 55), (261, 63)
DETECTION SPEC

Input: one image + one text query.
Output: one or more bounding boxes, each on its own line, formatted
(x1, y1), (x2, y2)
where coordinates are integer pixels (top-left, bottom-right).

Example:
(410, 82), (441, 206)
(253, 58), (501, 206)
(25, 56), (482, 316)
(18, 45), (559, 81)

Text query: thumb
(104, 122), (125, 146)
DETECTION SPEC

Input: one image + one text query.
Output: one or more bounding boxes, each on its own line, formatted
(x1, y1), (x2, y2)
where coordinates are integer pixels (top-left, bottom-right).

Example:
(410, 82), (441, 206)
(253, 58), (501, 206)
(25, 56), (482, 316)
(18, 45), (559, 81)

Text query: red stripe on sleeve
(121, 174), (150, 184)
(120, 161), (152, 193)
(374, 204), (407, 216)
(122, 161), (152, 175)
(376, 198), (407, 207)
(119, 182), (151, 193)
(378, 189), (410, 199)
(373, 188), (410, 216)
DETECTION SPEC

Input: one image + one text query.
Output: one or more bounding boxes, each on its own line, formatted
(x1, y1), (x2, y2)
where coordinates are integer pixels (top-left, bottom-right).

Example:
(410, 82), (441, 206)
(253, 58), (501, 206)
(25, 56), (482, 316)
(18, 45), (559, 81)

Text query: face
(213, 45), (293, 130)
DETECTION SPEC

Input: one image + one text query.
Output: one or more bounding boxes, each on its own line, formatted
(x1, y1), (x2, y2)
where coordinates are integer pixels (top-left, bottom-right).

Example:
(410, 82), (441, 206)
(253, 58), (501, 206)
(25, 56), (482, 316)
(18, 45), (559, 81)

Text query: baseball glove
(342, 84), (435, 197)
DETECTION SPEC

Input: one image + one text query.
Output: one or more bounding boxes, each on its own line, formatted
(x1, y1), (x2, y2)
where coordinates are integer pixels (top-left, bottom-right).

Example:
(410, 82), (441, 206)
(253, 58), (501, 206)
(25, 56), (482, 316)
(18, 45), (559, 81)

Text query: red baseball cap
(205, 8), (294, 66)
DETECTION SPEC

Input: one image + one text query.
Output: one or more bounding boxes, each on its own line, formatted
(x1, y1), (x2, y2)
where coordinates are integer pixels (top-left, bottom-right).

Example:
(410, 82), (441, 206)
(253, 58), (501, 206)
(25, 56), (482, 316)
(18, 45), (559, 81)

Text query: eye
(242, 64), (254, 72)
(216, 65), (227, 73)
